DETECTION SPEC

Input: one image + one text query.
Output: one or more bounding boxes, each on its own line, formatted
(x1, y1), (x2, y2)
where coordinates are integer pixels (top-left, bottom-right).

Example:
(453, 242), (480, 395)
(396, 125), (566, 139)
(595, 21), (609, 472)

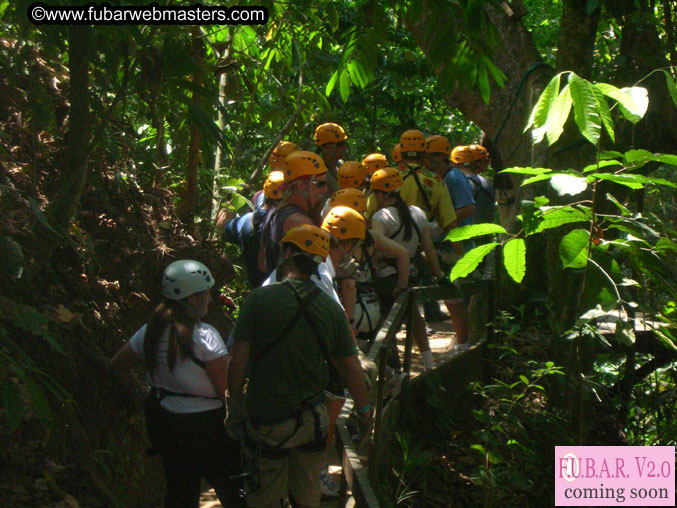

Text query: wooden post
(402, 291), (416, 373)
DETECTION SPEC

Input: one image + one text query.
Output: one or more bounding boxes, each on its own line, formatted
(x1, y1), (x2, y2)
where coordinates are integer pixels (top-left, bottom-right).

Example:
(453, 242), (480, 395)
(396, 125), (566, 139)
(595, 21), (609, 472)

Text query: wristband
(356, 404), (371, 414)
(354, 345), (360, 352)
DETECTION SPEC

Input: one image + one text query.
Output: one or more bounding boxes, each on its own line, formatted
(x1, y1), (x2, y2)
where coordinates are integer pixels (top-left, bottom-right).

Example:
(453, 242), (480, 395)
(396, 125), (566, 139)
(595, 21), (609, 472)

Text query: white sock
(422, 350), (435, 370)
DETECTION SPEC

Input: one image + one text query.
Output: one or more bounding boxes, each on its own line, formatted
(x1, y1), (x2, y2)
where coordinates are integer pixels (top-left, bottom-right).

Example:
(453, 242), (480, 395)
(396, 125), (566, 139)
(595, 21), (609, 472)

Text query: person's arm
(227, 339), (250, 406)
(339, 278), (358, 341)
(371, 230), (410, 288)
(454, 204), (476, 222)
(111, 342), (142, 375)
(332, 354), (369, 411)
(205, 355), (229, 404)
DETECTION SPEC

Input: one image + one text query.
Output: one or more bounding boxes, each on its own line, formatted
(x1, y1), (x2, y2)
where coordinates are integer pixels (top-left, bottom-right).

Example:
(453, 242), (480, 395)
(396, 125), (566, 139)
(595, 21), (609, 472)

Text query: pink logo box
(555, 446), (675, 506)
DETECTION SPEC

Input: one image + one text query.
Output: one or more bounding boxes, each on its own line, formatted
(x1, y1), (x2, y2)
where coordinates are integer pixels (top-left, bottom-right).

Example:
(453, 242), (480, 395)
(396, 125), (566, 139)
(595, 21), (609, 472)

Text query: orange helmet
(281, 225), (330, 260)
(425, 135), (451, 157)
(451, 146), (475, 164)
(329, 188), (367, 214)
(392, 143), (403, 163)
(314, 123), (347, 146)
(370, 167), (404, 193)
(468, 144), (490, 161)
(322, 206), (366, 240)
(362, 153), (388, 174)
(284, 151), (327, 181)
(399, 129), (426, 153)
(338, 161), (367, 189)
(269, 141), (299, 170)
(263, 170), (286, 199)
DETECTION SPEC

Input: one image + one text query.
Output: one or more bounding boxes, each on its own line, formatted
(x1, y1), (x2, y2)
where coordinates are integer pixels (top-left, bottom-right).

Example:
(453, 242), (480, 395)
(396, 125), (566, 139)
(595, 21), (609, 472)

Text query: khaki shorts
(245, 404), (329, 507)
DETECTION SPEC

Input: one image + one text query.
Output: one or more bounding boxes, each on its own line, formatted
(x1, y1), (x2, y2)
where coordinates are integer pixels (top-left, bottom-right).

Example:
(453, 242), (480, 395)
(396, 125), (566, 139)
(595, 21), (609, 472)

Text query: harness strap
(251, 283), (321, 363)
(404, 167), (434, 218)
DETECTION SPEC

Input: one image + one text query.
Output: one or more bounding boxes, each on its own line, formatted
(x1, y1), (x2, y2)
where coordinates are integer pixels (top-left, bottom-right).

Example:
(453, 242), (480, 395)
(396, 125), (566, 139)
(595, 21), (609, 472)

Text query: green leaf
(531, 207), (591, 234)
(26, 379), (51, 420)
(449, 243), (499, 282)
(624, 149), (653, 165)
(569, 73), (601, 145)
(559, 229), (590, 268)
(338, 70), (350, 102)
(29, 198), (62, 238)
(525, 73), (561, 136)
(582, 160), (622, 173)
(550, 174), (588, 196)
(522, 174), (554, 186)
(662, 70), (677, 107)
(615, 322), (636, 346)
(591, 84), (615, 143)
(600, 150), (625, 160)
(595, 83), (648, 123)
(519, 375), (530, 386)
(545, 83), (572, 145)
(500, 167), (552, 176)
(445, 224), (507, 242)
(477, 60), (490, 104)
(502, 238), (526, 283)
(1, 381), (24, 431)
(587, 173), (644, 189)
(654, 153), (677, 166)
(605, 193), (630, 216)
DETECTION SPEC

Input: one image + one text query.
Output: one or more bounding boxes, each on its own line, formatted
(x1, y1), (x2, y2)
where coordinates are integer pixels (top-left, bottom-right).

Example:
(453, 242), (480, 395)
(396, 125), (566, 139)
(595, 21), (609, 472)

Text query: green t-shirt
(232, 277), (354, 421)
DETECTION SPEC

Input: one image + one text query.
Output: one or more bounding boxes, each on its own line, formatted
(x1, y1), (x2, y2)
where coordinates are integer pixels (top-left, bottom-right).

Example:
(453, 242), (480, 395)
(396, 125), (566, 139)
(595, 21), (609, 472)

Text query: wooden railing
(335, 262), (496, 507)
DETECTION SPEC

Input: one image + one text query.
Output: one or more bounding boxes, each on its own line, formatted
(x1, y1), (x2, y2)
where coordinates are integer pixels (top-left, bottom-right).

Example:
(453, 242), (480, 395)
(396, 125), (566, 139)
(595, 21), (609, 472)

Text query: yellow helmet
(284, 151), (328, 181)
(468, 144), (490, 161)
(338, 161), (367, 189)
(451, 145), (475, 164)
(322, 206), (366, 240)
(362, 153), (388, 174)
(425, 135), (451, 156)
(263, 171), (286, 200)
(269, 141), (299, 170)
(280, 225), (330, 260)
(314, 123), (347, 146)
(370, 167), (404, 193)
(392, 143), (403, 163)
(399, 129), (426, 153)
(329, 188), (367, 214)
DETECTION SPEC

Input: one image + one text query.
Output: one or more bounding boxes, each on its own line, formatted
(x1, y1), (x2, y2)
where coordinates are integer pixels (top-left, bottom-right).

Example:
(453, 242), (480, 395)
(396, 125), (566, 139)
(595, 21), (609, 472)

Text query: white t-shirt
(372, 205), (428, 258)
(129, 322), (227, 413)
(262, 257), (344, 310)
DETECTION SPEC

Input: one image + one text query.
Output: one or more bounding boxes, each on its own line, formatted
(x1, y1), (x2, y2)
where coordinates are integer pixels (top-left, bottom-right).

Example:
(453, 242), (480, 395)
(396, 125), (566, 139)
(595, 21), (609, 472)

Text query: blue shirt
(443, 167), (475, 227)
(223, 210), (268, 286)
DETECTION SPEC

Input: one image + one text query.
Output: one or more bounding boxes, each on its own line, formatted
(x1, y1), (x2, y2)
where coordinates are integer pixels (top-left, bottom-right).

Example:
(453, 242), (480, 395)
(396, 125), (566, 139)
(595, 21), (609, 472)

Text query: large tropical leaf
(449, 243), (499, 282)
(525, 72), (560, 141)
(559, 229), (590, 268)
(569, 73), (601, 145)
(445, 223), (507, 242)
(502, 238), (526, 283)
(545, 83), (572, 145)
(595, 83), (648, 123)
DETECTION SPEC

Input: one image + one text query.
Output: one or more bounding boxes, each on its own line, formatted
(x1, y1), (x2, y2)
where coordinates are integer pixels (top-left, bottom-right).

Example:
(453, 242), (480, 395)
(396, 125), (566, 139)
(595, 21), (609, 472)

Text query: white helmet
(161, 260), (215, 300)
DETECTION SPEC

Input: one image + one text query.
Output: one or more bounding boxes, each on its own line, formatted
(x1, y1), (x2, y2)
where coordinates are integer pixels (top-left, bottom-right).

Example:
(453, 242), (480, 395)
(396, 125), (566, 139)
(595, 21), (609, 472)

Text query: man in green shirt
(228, 225), (371, 508)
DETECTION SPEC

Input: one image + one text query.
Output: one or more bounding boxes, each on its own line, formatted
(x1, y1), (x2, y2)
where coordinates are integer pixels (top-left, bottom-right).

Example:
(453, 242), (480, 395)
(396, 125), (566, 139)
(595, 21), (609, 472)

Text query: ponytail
(144, 299), (198, 378)
(392, 193), (417, 243)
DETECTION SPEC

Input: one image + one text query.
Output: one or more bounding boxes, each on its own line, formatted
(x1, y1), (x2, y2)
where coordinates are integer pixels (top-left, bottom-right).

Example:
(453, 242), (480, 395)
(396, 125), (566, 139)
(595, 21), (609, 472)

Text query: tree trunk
(39, 25), (90, 258)
(178, 26), (205, 228)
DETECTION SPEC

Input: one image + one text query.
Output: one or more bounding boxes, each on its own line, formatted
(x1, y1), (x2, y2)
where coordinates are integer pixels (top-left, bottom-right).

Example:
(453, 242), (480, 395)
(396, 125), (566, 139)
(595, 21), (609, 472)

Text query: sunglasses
(312, 179), (328, 188)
